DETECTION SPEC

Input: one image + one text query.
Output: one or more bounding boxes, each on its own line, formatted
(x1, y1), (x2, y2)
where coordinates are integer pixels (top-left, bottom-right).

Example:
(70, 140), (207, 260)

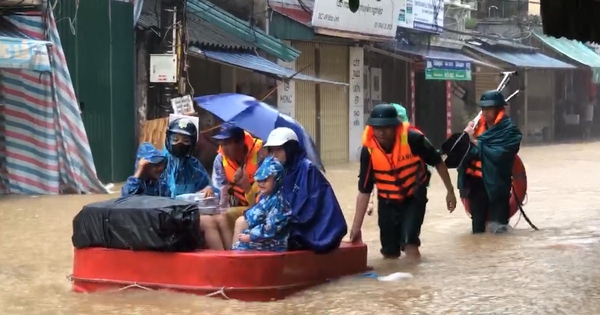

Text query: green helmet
(479, 90), (507, 107)
(390, 103), (409, 122)
(367, 104), (401, 127)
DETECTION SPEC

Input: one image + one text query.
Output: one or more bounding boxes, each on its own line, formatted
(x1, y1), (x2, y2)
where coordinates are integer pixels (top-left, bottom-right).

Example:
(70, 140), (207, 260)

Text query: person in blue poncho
(232, 156), (292, 252)
(163, 118), (219, 198)
(121, 142), (169, 197)
(262, 127), (347, 253)
(162, 118), (232, 249)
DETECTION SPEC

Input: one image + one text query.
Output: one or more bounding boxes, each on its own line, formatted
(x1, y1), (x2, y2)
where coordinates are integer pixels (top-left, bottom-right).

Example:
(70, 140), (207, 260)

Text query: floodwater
(1, 142), (600, 315)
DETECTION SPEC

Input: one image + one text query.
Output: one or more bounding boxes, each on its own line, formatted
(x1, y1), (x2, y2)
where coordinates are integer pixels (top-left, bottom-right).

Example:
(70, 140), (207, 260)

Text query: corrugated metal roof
(187, 0), (299, 62)
(189, 47), (347, 85)
(534, 32), (600, 81)
(137, 0), (255, 50)
(377, 42), (500, 69)
(394, 45), (474, 62)
(467, 46), (576, 69)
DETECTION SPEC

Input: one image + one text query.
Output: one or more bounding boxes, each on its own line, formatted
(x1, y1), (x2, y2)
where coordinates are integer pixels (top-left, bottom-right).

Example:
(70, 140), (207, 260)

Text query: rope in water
(66, 274), (327, 300)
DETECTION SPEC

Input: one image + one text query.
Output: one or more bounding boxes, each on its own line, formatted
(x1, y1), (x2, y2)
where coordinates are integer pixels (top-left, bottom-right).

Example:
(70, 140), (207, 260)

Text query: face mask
(170, 143), (191, 158)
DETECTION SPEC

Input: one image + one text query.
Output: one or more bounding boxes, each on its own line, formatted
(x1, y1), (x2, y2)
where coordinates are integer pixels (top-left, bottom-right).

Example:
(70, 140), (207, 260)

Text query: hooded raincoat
(233, 156), (291, 251)
(281, 141), (347, 253)
(121, 143), (170, 197)
(162, 134), (218, 198)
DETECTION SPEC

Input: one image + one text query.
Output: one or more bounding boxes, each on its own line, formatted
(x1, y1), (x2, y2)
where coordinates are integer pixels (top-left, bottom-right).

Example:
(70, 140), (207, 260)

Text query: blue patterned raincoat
(233, 156), (292, 252)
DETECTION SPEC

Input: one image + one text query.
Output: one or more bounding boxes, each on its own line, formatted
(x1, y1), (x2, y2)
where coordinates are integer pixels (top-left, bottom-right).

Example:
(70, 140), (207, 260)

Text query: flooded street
(1, 142), (599, 314)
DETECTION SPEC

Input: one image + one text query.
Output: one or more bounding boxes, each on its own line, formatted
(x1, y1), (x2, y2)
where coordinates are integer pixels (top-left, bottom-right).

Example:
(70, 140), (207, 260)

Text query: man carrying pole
(350, 103), (457, 261)
(459, 90), (522, 234)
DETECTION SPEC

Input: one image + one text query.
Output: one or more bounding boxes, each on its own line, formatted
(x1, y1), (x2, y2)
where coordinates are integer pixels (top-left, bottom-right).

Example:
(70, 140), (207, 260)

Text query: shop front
(463, 39), (577, 143)
(268, 0), (401, 164)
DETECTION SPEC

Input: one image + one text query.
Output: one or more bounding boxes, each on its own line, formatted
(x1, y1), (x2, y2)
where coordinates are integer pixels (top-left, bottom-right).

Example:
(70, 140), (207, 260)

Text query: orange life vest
(465, 109), (505, 178)
(218, 132), (263, 206)
(362, 122), (427, 201)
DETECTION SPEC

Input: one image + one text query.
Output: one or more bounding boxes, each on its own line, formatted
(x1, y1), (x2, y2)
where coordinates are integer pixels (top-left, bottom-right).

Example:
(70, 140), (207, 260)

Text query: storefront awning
(466, 46), (576, 69)
(188, 47), (348, 86)
(534, 32), (600, 80)
(0, 19), (51, 72)
(138, 0), (300, 62)
(391, 44), (500, 69)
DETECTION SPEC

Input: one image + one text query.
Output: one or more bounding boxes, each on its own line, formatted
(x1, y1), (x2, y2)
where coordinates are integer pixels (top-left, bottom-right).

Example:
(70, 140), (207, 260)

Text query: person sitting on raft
(121, 142), (169, 197)
(232, 156), (292, 251)
(261, 127), (347, 253)
(460, 90), (522, 234)
(211, 124), (264, 228)
(163, 118), (232, 249)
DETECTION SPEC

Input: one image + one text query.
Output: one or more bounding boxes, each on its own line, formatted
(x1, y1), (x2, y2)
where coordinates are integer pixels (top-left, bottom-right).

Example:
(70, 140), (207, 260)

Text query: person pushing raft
(459, 90), (522, 234)
(350, 103), (457, 261)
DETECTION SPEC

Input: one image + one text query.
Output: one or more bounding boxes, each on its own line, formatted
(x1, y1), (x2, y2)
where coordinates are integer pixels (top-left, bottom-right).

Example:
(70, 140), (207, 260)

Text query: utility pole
(158, 0), (182, 117)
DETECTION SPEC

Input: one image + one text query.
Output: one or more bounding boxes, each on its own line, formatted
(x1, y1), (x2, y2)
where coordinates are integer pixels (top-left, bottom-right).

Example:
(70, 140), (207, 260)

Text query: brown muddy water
(1, 143), (600, 314)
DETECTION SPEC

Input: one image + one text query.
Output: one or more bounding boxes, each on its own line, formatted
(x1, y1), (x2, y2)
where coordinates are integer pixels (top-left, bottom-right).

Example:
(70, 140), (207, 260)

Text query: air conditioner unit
(0, 0), (42, 6)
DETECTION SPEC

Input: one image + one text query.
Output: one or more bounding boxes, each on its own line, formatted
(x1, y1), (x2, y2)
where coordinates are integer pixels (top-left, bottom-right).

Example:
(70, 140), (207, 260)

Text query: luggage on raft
(72, 196), (203, 252)
(70, 242), (369, 301)
(462, 154), (528, 220)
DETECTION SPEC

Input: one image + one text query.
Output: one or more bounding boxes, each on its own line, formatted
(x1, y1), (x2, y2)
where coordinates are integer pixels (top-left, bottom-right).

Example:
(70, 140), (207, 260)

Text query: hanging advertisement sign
(349, 47), (364, 162)
(397, 0), (444, 33)
(311, 0), (401, 39)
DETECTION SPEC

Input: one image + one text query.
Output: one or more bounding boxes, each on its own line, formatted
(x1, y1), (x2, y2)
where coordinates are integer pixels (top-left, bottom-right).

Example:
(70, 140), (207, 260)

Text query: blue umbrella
(194, 93), (324, 172)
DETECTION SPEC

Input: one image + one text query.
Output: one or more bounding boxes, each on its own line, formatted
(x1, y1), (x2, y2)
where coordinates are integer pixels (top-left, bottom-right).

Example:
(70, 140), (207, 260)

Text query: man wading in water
(350, 103), (457, 261)
(460, 90), (522, 234)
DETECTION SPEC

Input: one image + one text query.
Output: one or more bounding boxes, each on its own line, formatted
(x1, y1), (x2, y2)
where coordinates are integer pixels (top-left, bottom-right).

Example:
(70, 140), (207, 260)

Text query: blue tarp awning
(0, 18), (51, 72)
(189, 47), (347, 86)
(467, 46), (576, 69)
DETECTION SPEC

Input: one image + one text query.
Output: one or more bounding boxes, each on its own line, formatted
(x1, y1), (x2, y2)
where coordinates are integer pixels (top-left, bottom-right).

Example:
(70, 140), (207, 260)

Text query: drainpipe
(159, 0), (180, 117)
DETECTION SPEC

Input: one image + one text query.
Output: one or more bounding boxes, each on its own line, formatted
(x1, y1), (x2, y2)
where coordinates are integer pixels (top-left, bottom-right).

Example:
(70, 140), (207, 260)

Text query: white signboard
(311, 0), (400, 39)
(277, 57), (296, 119)
(170, 95), (194, 115)
(349, 46), (365, 162)
(397, 0), (444, 33)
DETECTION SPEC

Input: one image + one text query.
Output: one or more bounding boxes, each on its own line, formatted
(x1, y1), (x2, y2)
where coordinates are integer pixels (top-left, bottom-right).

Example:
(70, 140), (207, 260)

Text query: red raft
(71, 242), (368, 302)
(462, 154), (528, 219)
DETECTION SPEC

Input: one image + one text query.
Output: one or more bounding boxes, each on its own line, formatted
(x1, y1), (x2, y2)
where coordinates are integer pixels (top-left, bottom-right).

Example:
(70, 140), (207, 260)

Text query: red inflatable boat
(462, 154), (527, 219)
(71, 242), (368, 302)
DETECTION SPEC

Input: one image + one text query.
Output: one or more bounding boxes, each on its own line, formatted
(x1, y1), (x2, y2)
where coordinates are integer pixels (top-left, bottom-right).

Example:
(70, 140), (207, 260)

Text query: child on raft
(121, 142), (169, 197)
(232, 156), (293, 252)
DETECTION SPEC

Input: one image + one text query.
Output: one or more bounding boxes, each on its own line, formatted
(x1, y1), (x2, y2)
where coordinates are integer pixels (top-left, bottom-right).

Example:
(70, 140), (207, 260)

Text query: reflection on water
(1, 143), (600, 314)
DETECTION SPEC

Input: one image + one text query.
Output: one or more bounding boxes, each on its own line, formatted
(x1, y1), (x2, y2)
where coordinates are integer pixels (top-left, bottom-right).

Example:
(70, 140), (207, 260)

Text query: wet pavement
(1, 142), (599, 315)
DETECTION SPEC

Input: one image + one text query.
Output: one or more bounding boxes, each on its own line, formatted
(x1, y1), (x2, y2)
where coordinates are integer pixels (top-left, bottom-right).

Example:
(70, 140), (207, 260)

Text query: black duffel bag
(72, 195), (203, 252)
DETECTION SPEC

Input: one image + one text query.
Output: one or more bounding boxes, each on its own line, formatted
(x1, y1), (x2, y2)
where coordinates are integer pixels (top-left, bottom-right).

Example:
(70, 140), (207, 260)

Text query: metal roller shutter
(318, 43), (349, 165)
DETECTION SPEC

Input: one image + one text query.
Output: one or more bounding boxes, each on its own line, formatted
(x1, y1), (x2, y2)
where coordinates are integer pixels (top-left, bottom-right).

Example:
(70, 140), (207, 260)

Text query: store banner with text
(311, 0), (401, 39)
(349, 46), (365, 162)
(425, 58), (472, 81)
(277, 42), (296, 119)
(397, 0), (444, 34)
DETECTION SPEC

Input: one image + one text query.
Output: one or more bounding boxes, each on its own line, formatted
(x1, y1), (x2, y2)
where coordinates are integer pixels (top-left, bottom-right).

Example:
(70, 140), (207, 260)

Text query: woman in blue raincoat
(163, 118), (219, 197)
(232, 156), (292, 251)
(121, 142), (169, 197)
(162, 118), (232, 250)
(262, 127), (347, 253)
